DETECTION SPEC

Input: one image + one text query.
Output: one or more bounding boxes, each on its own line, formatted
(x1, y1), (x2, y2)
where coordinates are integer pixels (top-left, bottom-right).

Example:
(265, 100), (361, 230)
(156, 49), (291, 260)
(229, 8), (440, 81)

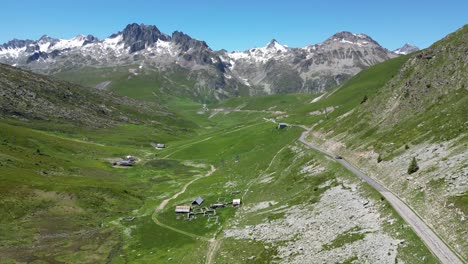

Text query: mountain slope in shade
(0, 63), (181, 127)
(393, 43), (420, 55)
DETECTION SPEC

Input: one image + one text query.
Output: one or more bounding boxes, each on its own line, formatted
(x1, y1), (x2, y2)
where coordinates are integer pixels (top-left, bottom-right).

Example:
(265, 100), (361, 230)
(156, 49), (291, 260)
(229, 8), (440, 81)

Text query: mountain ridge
(0, 23), (404, 101)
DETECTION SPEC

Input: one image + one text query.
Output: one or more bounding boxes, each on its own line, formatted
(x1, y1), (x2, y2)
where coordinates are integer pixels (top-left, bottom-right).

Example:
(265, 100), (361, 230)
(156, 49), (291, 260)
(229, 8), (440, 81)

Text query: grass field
(0, 93), (440, 263)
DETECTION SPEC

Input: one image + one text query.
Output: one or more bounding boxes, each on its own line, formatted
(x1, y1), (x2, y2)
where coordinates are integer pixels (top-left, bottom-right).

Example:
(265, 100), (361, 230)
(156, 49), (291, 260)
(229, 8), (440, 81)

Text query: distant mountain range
(0, 23), (419, 101)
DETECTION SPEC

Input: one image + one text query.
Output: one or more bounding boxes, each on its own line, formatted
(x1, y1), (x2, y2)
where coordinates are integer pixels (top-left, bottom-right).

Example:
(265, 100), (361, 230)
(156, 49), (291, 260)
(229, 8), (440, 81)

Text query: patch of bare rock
(224, 184), (400, 263)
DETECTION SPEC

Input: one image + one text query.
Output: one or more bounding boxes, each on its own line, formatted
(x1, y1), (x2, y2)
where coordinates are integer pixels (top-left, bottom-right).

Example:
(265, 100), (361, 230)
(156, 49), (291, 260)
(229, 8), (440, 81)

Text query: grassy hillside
(0, 64), (202, 262)
(0, 119), (213, 263)
(327, 25), (468, 148)
(0, 64), (202, 136)
(54, 65), (251, 104)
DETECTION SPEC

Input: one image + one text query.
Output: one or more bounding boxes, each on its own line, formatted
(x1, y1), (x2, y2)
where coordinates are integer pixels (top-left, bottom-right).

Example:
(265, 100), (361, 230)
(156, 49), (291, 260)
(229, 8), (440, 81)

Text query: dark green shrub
(407, 157), (419, 174)
(360, 95), (368, 104)
(377, 154), (383, 163)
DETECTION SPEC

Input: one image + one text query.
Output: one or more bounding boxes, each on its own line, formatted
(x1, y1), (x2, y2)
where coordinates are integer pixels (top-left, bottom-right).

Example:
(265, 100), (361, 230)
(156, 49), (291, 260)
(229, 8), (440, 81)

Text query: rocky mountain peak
(38, 35), (58, 44)
(324, 31), (379, 46)
(1, 38), (34, 50)
(264, 39), (288, 52)
(393, 43), (419, 55)
(266, 39), (278, 48)
(72, 35), (86, 41)
(0, 23), (402, 99)
(172, 31), (209, 51)
(121, 23), (169, 53)
(83, 34), (99, 45)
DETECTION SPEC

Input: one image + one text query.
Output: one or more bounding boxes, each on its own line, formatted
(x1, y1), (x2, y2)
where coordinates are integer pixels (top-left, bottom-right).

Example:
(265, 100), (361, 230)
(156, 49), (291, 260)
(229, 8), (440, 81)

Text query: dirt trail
(206, 239), (221, 264)
(150, 165), (216, 242)
(163, 137), (213, 158)
(298, 129), (464, 264)
(151, 164), (221, 259)
(242, 144), (288, 201)
(152, 216), (208, 241)
(155, 165), (216, 213)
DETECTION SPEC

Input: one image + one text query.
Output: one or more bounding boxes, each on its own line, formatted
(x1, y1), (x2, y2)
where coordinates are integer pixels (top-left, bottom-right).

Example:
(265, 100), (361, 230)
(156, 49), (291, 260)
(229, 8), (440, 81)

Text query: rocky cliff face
(0, 24), (400, 101)
(121, 23), (169, 53)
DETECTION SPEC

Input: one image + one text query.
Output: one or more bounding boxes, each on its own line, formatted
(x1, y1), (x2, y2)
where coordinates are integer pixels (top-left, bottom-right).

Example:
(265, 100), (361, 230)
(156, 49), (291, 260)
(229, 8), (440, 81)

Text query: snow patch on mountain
(227, 39), (290, 64)
(102, 35), (124, 50)
(0, 46), (26, 57)
(51, 35), (86, 50)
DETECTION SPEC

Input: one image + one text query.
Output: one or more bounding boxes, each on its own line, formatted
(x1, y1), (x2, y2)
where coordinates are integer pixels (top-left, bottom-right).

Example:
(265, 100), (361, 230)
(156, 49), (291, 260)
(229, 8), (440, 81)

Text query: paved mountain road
(299, 130), (463, 264)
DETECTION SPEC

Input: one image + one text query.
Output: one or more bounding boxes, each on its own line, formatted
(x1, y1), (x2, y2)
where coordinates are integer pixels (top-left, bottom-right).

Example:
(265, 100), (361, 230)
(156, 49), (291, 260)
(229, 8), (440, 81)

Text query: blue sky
(1, 0), (466, 51)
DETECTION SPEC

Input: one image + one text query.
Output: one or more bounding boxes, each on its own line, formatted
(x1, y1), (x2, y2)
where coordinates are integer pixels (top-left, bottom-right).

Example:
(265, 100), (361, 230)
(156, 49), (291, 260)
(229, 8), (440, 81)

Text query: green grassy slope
(0, 64), (202, 263)
(54, 65), (251, 104)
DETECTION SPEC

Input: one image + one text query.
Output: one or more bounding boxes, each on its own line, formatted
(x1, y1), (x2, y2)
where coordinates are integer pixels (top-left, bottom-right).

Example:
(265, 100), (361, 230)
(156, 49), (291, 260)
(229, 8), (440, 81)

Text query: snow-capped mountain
(227, 39), (290, 64)
(0, 24), (221, 70)
(219, 32), (397, 93)
(0, 24), (401, 100)
(393, 43), (420, 55)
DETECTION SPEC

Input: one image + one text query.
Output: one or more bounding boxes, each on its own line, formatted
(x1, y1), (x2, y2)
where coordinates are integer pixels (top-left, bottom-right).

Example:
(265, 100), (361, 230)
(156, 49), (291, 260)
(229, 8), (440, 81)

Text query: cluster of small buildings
(175, 196), (242, 215)
(111, 155), (137, 166)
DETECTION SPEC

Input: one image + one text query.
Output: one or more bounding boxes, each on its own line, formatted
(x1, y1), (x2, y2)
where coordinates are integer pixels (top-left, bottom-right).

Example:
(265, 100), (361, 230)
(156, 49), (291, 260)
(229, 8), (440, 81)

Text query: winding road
(299, 130), (463, 264)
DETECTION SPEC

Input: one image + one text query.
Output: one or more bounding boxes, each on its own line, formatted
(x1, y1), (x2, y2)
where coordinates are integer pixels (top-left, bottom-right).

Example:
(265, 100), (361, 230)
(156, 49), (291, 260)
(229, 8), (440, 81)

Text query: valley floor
(0, 97), (460, 264)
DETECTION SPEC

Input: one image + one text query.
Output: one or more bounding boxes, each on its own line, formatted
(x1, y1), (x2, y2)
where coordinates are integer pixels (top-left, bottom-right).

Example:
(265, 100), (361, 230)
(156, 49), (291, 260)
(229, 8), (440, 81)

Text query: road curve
(299, 130), (463, 264)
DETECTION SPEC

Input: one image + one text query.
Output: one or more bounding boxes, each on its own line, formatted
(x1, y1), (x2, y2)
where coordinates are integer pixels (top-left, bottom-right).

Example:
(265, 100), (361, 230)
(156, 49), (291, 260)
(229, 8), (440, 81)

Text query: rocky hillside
(366, 25), (467, 135)
(0, 24), (400, 101)
(0, 63), (179, 127)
